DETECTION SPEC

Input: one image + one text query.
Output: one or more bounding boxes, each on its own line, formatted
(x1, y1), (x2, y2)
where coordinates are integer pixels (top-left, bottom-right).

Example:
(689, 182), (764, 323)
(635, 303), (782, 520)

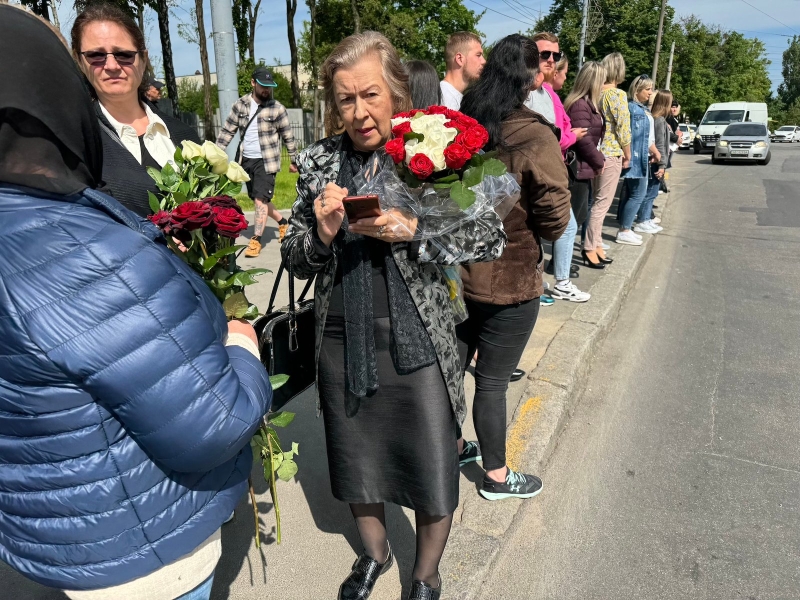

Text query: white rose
(181, 140), (204, 160)
(202, 141), (229, 174)
(410, 114), (447, 135)
(226, 161), (250, 183)
(391, 116), (411, 128)
(417, 141), (447, 171)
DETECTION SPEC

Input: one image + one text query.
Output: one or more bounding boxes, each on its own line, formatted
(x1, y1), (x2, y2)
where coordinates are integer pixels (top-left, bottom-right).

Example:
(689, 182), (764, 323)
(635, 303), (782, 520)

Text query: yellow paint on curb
(505, 396), (543, 472)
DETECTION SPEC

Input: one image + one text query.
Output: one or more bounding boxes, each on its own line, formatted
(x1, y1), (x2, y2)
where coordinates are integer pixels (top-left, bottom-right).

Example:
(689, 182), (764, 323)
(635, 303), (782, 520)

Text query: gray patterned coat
(282, 134), (507, 425)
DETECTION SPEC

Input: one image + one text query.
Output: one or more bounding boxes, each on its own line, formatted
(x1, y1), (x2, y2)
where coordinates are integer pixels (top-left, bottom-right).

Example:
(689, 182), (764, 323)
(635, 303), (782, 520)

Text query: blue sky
(55, 0), (800, 88)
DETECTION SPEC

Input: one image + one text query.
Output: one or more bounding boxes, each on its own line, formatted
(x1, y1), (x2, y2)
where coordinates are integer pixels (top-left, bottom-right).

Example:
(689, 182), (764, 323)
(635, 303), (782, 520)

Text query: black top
(666, 115), (679, 133)
(96, 102), (201, 217)
(327, 237), (390, 318)
(138, 135), (162, 172)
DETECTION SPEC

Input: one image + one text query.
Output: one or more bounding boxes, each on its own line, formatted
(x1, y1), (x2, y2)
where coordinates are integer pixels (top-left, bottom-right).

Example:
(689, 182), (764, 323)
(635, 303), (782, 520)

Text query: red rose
(204, 195), (243, 214)
(391, 121), (412, 137)
(444, 143), (472, 170)
(445, 109), (461, 120)
(408, 153), (435, 179)
(409, 109), (425, 117)
(427, 105), (449, 115)
(457, 114), (479, 129)
(170, 201), (213, 232)
(385, 137), (406, 164)
(458, 126), (490, 153)
(393, 111), (411, 119)
(444, 119), (464, 132)
(213, 207), (249, 238)
(149, 210), (171, 228)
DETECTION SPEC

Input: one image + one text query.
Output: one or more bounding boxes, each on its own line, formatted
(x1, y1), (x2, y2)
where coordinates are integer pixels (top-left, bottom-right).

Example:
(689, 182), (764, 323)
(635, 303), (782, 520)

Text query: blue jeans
(638, 172), (660, 223)
(553, 209), (577, 282)
(620, 177), (648, 230)
(176, 574), (215, 600)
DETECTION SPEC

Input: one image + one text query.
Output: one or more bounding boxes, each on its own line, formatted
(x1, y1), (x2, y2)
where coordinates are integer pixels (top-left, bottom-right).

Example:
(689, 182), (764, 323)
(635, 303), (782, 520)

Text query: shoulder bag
(253, 242), (316, 411)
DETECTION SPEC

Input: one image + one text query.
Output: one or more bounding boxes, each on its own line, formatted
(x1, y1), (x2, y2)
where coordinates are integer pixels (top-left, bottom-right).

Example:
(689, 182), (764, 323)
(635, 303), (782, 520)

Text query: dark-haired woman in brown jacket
(456, 34), (571, 502)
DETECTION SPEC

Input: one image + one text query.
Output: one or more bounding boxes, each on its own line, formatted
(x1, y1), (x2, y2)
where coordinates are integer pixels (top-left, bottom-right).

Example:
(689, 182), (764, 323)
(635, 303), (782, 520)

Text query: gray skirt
(318, 315), (459, 516)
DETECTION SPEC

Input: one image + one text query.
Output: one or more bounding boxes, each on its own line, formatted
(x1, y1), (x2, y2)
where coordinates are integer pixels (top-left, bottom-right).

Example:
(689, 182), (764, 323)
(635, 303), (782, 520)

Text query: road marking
(506, 396), (543, 472)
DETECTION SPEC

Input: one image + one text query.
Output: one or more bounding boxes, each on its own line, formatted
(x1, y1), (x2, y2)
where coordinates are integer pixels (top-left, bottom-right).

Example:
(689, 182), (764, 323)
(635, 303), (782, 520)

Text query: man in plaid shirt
(217, 67), (298, 256)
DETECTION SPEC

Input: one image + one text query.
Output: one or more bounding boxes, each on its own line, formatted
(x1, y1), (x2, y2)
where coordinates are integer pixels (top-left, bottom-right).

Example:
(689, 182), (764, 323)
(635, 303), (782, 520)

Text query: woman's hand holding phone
(348, 208), (418, 243)
(314, 182), (348, 246)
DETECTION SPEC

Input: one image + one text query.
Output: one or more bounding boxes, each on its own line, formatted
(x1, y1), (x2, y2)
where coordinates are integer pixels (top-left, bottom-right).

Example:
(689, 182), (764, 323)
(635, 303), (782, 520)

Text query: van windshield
(723, 124), (766, 136)
(701, 110), (745, 125)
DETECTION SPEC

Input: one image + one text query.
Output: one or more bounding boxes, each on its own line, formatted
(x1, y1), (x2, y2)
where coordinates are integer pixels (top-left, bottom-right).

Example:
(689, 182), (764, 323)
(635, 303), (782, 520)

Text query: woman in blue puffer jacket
(0, 7), (271, 599)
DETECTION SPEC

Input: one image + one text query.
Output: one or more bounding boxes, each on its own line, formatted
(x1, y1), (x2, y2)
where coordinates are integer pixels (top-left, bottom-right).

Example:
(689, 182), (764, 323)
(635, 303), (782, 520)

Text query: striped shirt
(216, 94), (297, 174)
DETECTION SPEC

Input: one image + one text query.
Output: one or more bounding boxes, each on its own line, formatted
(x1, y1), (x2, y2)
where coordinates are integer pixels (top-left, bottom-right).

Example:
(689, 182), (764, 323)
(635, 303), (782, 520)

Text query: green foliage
(298, 0), (483, 83)
(177, 79), (220, 116)
(534, 0), (773, 123)
(236, 59), (296, 107)
(778, 35), (800, 107)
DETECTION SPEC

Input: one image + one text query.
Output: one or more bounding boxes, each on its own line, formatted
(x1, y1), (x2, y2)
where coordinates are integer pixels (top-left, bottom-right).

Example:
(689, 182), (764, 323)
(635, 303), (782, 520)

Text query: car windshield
(701, 110), (745, 125)
(778, 126), (795, 131)
(724, 124), (767, 136)
(679, 125), (689, 131)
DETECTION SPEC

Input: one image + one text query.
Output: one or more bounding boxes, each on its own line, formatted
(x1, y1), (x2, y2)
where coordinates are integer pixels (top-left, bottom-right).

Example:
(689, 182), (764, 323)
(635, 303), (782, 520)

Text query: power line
(464, 0), (538, 28)
(506, 0), (541, 22)
(499, 0), (539, 23)
(737, 1), (800, 35)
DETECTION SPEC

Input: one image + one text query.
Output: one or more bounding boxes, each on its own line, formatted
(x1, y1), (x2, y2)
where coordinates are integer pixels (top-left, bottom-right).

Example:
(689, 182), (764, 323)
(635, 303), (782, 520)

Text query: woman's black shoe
(339, 545), (393, 600)
(597, 255), (613, 264)
(580, 249), (606, 270)
(510, 368), (526, 382)
(407, 575), (442, 600)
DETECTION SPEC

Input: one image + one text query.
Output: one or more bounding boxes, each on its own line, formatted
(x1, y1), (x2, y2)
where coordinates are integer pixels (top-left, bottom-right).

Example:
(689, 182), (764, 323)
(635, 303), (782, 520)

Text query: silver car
(712, 123), (771, 165)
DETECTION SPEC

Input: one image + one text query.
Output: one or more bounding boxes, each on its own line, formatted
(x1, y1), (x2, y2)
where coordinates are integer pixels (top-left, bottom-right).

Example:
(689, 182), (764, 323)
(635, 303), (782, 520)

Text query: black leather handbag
(254, 245), (316, 412)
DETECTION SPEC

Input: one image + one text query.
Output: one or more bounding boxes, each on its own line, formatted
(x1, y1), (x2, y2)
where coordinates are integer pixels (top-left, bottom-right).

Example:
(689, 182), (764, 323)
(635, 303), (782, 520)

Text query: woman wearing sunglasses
(71, 4), (201, 217)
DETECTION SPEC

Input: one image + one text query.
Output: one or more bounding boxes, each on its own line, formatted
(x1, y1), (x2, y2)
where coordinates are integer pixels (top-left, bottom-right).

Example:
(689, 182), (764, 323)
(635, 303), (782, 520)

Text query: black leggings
(456, 298), (540, 471)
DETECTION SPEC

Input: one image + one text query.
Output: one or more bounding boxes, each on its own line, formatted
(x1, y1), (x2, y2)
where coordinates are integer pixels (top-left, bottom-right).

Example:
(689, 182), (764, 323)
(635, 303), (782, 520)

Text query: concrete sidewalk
(1, 155), (688, 600)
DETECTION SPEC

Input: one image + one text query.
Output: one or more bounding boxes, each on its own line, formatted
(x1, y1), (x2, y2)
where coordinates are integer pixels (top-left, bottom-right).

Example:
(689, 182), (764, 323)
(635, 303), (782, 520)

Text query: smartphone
(343, 194), (382, 222)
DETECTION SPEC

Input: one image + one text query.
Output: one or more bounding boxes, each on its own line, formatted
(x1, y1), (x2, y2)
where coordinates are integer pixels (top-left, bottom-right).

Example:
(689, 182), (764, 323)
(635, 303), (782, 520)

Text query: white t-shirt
(646, 112), (655, 147)
(440, 80), (463, 110)
(524, 88), (555, 125)
(241, 99), (262, 159)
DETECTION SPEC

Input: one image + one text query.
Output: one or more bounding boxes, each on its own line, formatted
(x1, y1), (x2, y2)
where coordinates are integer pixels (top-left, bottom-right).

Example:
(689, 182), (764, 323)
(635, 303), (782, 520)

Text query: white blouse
(100, 102), (176, 168)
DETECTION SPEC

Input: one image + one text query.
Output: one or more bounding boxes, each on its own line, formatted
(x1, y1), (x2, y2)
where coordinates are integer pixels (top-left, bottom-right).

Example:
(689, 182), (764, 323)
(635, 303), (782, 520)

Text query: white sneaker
(633, 221), (659, 234)
(551, 281), (591, 302)
(601, 242), (611, 250)
(645, 219), (663, 232)
(616, 230), (643, 246)
(651, 216), (661, 224)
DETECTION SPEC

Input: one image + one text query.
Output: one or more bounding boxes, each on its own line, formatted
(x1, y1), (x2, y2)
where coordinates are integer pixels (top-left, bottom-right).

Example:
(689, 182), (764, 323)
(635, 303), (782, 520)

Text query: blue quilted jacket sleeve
(7, 202), (272, 473)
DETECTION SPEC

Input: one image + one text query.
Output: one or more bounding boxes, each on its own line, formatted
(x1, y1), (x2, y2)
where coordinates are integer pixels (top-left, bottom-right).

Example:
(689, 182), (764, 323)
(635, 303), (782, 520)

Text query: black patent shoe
(407, 574), (442, 600)
(338, 545), (393, 600)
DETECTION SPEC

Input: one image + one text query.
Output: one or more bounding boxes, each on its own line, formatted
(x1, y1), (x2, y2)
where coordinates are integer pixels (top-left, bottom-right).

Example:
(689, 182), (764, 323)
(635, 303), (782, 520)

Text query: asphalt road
(482, 144), (800, 599)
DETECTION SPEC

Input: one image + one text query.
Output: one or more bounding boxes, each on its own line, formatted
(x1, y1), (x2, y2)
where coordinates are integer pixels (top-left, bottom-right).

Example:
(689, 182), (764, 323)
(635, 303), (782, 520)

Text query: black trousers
(456, 298), (540, 471)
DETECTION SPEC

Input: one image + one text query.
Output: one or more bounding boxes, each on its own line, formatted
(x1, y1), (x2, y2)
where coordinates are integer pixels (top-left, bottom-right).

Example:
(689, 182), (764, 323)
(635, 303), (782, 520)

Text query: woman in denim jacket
(616, 75), (659, 246)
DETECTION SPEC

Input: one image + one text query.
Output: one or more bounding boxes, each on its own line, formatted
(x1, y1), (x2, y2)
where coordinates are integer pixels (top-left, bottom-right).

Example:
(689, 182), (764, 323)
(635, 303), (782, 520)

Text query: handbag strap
(266, 236), (316, 315)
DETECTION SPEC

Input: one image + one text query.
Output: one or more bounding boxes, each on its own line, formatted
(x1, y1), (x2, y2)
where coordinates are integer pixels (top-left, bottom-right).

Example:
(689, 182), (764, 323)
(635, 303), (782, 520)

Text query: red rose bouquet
(361, 106), (521, 242)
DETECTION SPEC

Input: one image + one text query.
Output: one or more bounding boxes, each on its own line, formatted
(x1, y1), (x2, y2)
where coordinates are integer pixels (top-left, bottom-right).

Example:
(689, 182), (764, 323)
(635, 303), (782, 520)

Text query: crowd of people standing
(0, 3), (681, 599)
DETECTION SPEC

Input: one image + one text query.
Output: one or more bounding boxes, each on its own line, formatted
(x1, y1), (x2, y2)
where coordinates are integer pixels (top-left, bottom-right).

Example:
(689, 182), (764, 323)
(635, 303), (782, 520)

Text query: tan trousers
(587, 155), (623, 251)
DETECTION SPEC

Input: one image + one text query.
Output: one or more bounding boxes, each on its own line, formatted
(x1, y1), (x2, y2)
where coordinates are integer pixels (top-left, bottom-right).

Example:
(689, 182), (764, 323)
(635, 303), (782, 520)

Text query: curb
(441, 194), (673, 599)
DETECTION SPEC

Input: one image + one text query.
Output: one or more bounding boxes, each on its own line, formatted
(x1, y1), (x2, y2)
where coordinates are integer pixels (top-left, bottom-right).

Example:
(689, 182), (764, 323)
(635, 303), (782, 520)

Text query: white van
(694, 102), (769, 154)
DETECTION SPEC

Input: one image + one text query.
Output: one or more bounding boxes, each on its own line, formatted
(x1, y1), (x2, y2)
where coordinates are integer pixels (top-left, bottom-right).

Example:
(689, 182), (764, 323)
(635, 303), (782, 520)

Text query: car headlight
(717, 140), (728, 147)
(754, 141), (767, 148)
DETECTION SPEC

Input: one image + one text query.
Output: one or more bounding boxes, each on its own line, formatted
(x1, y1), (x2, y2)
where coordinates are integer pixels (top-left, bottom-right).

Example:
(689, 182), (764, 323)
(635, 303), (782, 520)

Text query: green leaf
(210, 244), (247, 259)
(244, 268), (269, 276)
(462, 165), (484, 188)
(172, 191), (187, 205)
(433, 173), (459, 184)
(269, 374), (289, 390)
(449, 182), (477, 209)
(222, 291), (249, 318)
(404, 131), (424, 143)
(178, 181), (191, 197)
(271, 451), (284, 471)
(147, 167), (164, 186)
(148, 191), (161, 214)
(482, 158), (507, 177)
(291, 442), (299, 456)
(269, 411), (296, 428)
(202, 256), (219, 273)
(162, 163), (178, 187)
(173, 146), (184, 165)
(468, 153), (486, 168)
(276, 458), (298, 482)
(242, 304), (260, 320)
(434, 182), (456, 190)
(198, 184), (215, 199)
(482, 150), (498, 161)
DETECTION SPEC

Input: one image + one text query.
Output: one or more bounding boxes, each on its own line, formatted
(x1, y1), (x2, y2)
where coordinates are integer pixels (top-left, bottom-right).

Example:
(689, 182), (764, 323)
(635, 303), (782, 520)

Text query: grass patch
(235, 155), (299, 212)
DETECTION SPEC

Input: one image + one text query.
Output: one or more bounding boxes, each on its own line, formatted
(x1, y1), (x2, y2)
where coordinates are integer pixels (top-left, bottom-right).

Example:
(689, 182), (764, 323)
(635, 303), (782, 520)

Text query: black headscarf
(0, 6), (103, 195)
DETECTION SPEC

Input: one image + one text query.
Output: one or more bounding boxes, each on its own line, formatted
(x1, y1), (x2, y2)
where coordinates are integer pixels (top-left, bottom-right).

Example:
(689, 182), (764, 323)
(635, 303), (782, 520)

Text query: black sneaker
(458, 440), (482, 467)
(480, 469), (543, 501)
(510, 368), (526, 382)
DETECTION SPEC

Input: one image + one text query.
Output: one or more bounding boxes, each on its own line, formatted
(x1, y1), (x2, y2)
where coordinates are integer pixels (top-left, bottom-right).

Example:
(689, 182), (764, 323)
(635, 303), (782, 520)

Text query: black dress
(318, 238), (459, 516)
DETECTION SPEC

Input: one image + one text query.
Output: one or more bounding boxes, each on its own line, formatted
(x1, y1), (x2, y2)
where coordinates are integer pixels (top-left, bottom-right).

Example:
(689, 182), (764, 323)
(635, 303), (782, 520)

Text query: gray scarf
(337, 136), (436, 398)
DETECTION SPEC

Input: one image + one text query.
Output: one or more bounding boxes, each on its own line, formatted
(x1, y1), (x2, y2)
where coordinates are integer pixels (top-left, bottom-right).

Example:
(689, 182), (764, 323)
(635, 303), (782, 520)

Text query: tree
(307, 0), (319, 84)
(194, 0), (214, 140)
(156, 0), (179, 115)
(351, 0), (360, 34)
(287, 0), (302, 107)
(298, 0), (482, 83)
(778, 35), (800, 107)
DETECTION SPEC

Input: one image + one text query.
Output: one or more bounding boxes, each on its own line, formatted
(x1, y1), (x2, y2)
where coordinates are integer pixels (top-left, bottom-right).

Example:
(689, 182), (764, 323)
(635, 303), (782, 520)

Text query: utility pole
(651, 0), (667, 82)
(577, 0), (589, 68)
(665, 41), (675, 90)
(210, 0), (241, 159)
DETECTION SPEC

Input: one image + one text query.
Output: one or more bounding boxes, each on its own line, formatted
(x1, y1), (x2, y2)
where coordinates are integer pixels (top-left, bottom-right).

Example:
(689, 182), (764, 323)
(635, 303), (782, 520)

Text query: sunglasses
(539, 51), (563, 62)
(80, 50), (139, 67)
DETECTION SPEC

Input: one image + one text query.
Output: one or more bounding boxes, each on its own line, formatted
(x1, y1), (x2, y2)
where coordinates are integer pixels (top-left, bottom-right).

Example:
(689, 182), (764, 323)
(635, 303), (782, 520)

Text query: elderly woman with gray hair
(282, 31), (506, 600)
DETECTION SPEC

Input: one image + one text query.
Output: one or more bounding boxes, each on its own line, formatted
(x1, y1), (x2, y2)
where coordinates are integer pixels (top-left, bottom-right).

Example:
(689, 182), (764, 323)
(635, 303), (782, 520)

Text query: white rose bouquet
(147, 140), (250, 212)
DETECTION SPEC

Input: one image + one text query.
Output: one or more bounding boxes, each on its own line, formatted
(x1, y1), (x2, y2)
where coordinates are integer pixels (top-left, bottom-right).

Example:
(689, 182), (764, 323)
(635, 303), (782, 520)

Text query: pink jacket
(544, 83), (576, 157)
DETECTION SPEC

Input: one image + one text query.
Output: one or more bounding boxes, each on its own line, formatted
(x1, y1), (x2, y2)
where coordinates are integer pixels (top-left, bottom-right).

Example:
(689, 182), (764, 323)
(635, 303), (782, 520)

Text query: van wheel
(758, 152), (771, 166)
